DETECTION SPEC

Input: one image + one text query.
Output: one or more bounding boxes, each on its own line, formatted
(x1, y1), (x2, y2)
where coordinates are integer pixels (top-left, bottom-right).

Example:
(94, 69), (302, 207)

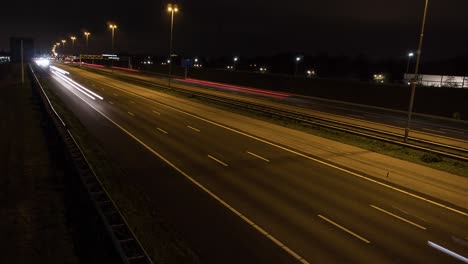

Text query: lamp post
(294, 56), (302, 76)
(70, 36), (76, 50)
(109, 24), (117, 53)
(233, 56), (239, 70)
(406, 52), (414, 74)
(404, 0), (429, 143)
(167, 3), (179, 77)
(84, 32), (91, 50)
(61, 39), (66, 51)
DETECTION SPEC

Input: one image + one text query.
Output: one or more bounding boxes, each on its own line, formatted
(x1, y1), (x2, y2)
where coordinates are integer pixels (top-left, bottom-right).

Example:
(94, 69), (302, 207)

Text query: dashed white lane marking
(422, 128), (445, 134)
(113, 93), (118, 96)
(187, 126), (200, 132)
(427, 241), (468, 263)
(152, 110), (160, 115)
(247, 151), (270, 162)
(370, 205), (426, 230)
(208, 155), (229, 167)
(128, 112), (135, 116)
(156, 128), (168, 134)
(318, 214), (370, 244)
(109, 101), (114, 105)
(59, 73), (310, 264)
(130, 100), (135, 104)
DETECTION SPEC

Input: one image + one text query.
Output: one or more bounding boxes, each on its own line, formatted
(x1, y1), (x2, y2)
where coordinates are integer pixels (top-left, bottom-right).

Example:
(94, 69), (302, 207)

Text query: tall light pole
(84, 32), (91, 51)
(406, 52), (414, 74)
(404, 0), (429, 143)
(233, 56), (239, 70)
(70, 36), (76, 50)
(295, 56), (302, 76)
(167, 3), (179, 76)
(61, 40), (66, 53)
(109, 24), (117, 53)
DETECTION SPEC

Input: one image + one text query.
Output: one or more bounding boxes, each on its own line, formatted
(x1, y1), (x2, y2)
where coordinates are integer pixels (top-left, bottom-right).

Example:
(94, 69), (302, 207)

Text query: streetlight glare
(71, 36), (76, 40)
(408, 52), (414, 57)
(109, 24), (117, 29)
(167, 4), (179, 12)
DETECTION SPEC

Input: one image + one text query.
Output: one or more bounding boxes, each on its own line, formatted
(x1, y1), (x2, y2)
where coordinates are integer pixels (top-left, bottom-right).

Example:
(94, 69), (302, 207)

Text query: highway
(38, 64), (468, 263)
(76, 65), (468, 151)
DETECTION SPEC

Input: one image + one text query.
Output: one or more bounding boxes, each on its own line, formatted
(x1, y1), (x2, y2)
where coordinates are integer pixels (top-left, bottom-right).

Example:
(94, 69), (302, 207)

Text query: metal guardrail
(82, 67), (467, 162)
(29, 64), (153, 264)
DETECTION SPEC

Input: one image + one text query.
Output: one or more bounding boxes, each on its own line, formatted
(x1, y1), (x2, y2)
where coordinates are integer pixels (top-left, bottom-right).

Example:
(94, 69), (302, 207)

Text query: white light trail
(50, 69), (103, 100)
(427, 241), (468, 263)
(51, 70), (97, 100)
(49, 65), (69, 75)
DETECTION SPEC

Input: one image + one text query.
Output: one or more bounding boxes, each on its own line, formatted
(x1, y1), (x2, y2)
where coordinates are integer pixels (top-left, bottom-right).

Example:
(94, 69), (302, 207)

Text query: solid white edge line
(427, 241), (468, 263)
(318, 214), (370, 244)
(156, 128), (168, 134)
(86, 77), (468, 217)
(48, 85), (309, 263)
(208, 155), (229, 167)
(247, 151), (270, 162)
(370, 205), (426, 230)
(187, 125), (200, 132)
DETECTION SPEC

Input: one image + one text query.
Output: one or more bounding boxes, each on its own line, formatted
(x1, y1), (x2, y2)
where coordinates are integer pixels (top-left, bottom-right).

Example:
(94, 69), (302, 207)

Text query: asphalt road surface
(39, 64), (468, 263)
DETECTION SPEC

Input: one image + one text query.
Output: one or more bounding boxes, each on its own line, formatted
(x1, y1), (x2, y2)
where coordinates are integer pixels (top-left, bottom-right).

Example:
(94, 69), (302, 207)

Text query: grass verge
(36, 74), (201, 263)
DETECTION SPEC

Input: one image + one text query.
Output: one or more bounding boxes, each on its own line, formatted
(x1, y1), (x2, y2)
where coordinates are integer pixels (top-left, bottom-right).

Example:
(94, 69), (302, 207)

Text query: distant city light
(307, 69), (316, 77)
(35, 58), (50, 67)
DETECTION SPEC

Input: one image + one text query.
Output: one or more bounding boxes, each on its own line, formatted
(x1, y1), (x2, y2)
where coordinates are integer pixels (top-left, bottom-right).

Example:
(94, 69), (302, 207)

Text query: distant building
(9, 37), (34, 63)
(404, 73), (468, 88)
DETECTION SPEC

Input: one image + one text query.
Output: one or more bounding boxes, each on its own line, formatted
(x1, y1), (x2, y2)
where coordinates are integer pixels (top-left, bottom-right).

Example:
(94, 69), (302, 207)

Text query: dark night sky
(1, 0), (468, 60)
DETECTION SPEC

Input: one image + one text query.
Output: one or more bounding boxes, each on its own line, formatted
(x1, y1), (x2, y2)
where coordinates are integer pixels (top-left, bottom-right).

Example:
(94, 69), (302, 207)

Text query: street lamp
(109, 24), (117, 53)
(61, 40), (66, 53)
(84, 32), (91, 50)
(70, 36), (76, 50)
(294, 56), (302, 76)
(406, 52), (414, 74)
(404, 0), (429, 143)
(233, 56), (239, 70)
(167, 3), (179, 76)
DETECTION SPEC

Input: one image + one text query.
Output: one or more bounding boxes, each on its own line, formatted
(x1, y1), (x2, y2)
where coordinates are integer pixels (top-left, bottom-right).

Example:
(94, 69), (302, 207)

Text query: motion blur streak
(50, 69), (104, 100)
(51, 70), (96, 100)
(81, 62), (106, 68)
(111, 66), (140, 72)
(49, 65), (69, 75)
(51, 70), (98, 100)
(177, 78), (290, 98)
(427, 241), (468, 263)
